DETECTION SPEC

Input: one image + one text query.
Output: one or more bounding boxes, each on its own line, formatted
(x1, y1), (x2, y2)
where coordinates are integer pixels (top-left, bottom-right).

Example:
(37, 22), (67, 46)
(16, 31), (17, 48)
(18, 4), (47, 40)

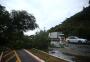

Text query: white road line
(14, 50), (21, 62)
(0, 52), (3, 62)
(24, 49), (45, 62)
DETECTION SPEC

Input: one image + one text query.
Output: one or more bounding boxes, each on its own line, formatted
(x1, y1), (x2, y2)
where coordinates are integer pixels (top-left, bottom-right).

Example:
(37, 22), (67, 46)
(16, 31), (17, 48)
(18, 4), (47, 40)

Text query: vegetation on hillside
(48, 1), (90, 40)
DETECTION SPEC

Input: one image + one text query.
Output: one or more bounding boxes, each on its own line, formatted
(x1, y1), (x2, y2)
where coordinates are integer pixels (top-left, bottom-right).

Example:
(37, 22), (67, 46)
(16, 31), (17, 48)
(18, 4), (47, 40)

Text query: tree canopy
(10, 10), (38, 32)
(0, 4), (38, 48)
(23, 30), (50, 50)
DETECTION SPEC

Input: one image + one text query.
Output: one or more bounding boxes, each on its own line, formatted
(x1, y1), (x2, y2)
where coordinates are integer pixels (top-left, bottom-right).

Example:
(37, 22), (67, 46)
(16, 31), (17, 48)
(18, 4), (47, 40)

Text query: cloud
(0, 0), (89, 35)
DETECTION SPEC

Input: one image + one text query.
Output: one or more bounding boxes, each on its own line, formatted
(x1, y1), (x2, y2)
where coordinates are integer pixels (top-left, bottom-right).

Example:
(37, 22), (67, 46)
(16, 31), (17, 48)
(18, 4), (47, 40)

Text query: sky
(0, 0), (89, 35)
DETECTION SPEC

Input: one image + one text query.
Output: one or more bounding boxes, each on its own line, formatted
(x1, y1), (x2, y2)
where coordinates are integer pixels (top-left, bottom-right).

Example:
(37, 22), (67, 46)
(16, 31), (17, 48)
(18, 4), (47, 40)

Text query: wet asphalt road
(17, 49), (40, 62)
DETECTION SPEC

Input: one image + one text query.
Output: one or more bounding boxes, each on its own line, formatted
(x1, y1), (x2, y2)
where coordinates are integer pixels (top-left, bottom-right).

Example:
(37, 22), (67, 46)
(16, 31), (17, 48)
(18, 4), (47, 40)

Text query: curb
(24, 49), (45, 62)
(33, 48), (69, 62)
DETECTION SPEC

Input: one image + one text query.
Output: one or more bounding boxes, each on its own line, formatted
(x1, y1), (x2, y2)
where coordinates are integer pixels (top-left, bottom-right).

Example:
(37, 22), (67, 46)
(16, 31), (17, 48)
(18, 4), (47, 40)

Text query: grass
(28, 48), (67, 62)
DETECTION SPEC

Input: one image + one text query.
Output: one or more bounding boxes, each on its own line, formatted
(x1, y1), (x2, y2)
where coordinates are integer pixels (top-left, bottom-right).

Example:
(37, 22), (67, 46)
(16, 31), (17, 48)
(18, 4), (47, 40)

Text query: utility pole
(44, 27), (45, 32)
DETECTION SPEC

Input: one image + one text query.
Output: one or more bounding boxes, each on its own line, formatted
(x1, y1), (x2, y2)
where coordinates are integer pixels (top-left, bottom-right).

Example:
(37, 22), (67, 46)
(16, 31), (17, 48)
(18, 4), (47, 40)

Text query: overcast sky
(0, 0), (89, 35)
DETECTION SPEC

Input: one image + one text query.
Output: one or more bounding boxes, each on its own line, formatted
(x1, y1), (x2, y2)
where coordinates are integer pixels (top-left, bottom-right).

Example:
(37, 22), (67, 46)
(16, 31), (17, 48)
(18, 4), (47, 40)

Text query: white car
(66, 36), (87, 43)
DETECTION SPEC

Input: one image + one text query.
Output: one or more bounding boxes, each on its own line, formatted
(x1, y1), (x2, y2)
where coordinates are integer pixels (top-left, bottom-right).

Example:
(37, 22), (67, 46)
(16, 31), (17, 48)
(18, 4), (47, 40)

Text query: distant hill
(48, 5), (90, 40)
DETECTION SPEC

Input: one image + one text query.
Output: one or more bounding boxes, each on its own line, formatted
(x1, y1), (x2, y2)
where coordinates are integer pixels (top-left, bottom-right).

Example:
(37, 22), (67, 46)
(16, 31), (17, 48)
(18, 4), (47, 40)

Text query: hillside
(48, 5), (90, 40)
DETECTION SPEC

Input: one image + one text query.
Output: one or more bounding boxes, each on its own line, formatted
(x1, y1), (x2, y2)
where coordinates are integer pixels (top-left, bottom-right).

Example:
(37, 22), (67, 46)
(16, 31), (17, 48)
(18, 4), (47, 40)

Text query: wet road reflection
(49, 48), (90, 62)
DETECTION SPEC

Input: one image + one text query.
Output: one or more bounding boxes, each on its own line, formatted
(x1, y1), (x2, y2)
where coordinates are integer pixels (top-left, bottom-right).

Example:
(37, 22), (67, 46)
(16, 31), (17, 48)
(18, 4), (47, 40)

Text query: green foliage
(10, 10), (38, 32)
(0, 4), (38, 48)
(22, 30), (50, 50)
(0, 5), (10, 47)
(34, 31), (50, 50)
(49, 4), (90, 40)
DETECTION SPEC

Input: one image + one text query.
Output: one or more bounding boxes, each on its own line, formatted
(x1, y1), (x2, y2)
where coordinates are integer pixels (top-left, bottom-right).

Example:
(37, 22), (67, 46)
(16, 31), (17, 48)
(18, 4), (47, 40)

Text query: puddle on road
(48, 48), (90, 62)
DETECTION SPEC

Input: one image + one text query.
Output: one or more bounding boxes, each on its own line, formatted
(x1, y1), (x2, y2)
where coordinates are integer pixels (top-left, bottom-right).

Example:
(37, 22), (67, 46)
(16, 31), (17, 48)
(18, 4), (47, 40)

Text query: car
(66, 36), (87, 43)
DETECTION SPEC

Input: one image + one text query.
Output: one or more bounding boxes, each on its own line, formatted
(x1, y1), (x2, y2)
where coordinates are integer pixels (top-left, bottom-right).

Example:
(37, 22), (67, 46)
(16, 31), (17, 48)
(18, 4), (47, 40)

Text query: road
(16, 49), (41, 62)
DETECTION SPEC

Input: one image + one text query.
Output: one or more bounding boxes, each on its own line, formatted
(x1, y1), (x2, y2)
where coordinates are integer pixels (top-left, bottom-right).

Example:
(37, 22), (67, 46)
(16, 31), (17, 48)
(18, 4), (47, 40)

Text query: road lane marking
(0, 52), (3, 62)
(14, 50), (21, 62)
(24, 49), (45, 62)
